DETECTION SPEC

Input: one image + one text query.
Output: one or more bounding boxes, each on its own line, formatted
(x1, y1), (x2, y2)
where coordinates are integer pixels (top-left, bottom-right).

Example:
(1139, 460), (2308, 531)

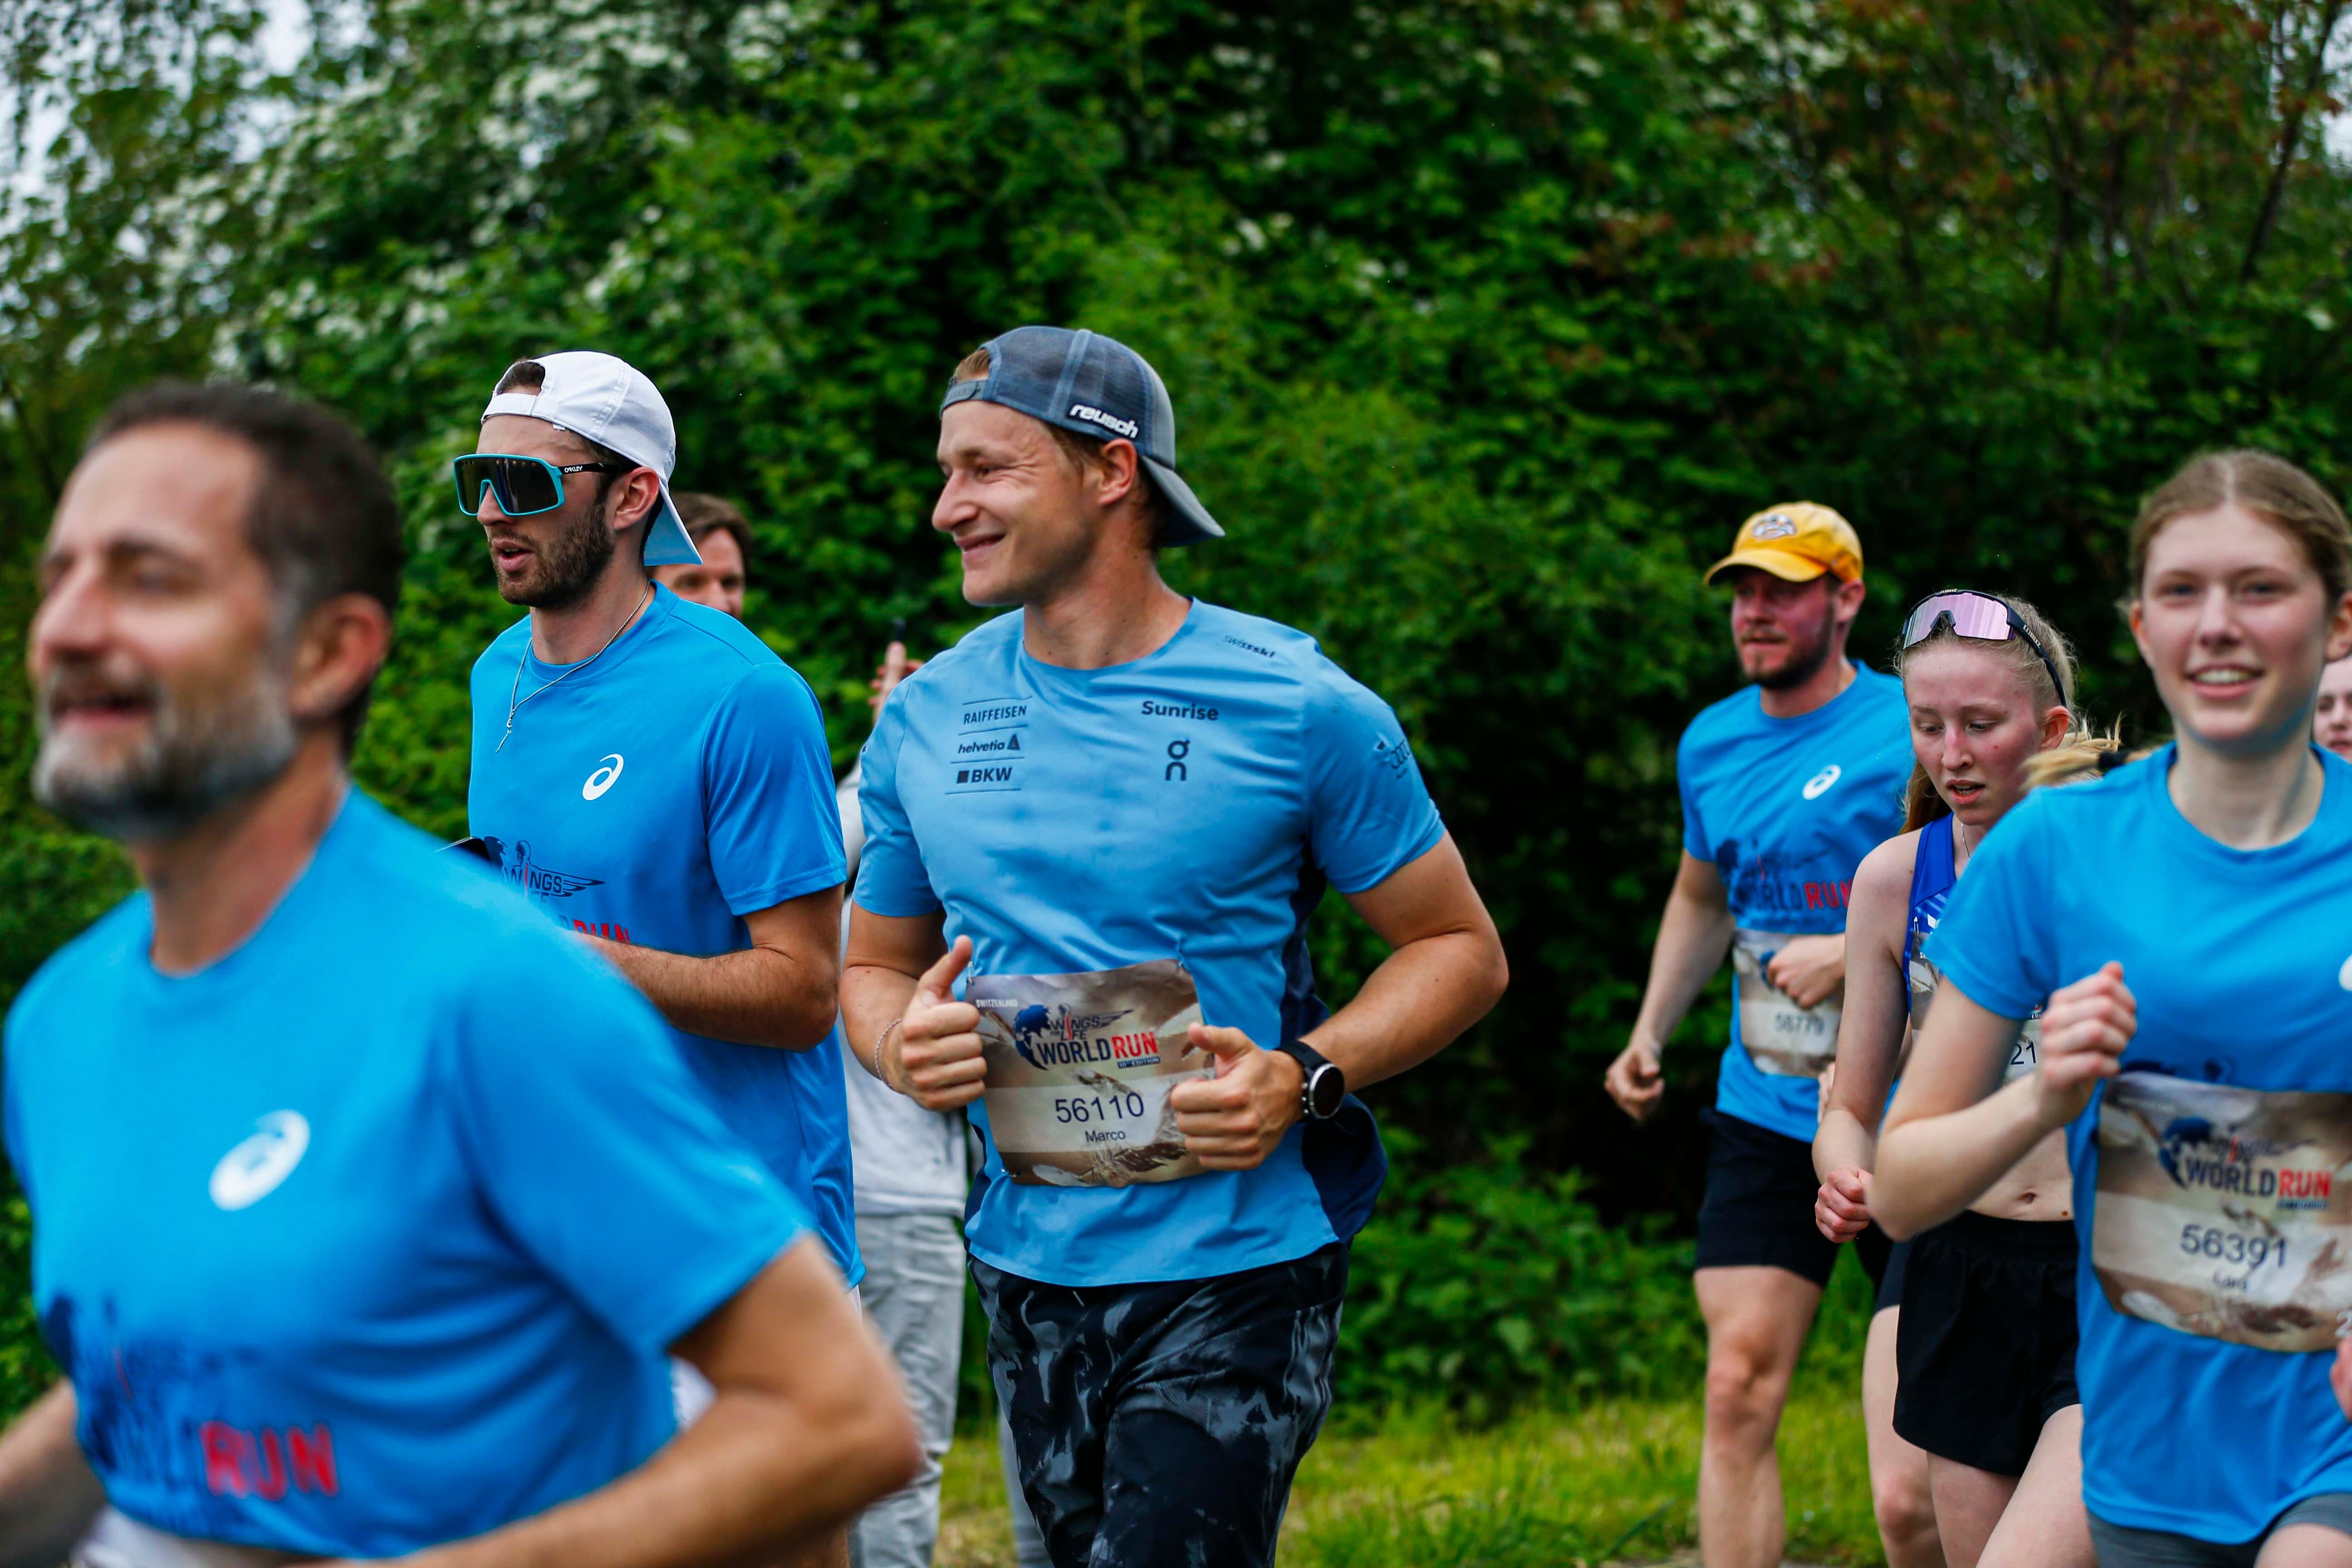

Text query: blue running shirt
(854, 602), (1446, 1287)
(1677, 665), (1910, 1142)
(1929, 748), (2352, 1542)
(469, 586), (861, 1286)
(2, 794), (806, 1557)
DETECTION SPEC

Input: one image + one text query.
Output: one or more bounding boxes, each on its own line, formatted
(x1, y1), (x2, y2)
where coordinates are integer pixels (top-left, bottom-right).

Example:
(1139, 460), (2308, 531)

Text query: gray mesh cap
(939, 326), (1223, 546)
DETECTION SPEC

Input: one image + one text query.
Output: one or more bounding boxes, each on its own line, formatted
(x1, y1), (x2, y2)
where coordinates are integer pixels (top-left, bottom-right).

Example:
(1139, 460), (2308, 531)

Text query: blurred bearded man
(0, 381), (917, 1568)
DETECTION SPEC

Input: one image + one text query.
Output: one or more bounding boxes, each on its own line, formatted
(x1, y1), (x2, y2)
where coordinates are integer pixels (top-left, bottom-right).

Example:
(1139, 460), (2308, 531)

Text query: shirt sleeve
(1678, 729), (1711, 862)
(441, 942), (811, 1353)
(852, 686), (942, 917)
(700, 662), (849, 916)
(1924, 792), (2060, 1021)
(836, 761), (866, 887)
(1302, 667), (1446, 895)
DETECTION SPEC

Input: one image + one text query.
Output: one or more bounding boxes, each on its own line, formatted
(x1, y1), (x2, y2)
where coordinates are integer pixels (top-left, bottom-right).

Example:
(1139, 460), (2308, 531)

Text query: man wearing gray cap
(841, 327), (1509, 1567)
(458, 354), (864, 1394)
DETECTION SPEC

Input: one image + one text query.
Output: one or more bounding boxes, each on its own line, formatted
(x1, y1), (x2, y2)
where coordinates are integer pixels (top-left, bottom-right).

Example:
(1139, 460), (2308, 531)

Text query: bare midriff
(1969, 1126), (2073, 1222)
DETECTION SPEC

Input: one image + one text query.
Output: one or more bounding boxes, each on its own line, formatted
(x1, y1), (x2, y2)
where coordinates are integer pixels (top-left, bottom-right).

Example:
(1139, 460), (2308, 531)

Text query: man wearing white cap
(460, 356), (864, 1339)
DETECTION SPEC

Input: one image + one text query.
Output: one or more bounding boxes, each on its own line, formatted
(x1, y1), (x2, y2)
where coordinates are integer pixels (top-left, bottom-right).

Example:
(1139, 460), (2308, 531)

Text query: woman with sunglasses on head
(1873, 451), (2352, 1568)
(1813, 589), (2103, 1568)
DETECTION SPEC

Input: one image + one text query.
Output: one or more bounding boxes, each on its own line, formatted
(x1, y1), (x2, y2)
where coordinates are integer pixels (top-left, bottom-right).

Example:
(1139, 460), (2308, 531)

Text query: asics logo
(1802, 764), (1843, 800)
(583, 754), (625, 800)
(1751, 513), (1798, 539)
(210, 1111), (310, 1211)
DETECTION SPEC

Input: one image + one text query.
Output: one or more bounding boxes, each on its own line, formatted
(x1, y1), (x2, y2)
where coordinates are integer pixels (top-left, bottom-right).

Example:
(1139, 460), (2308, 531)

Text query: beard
(1749, 620), (1834, 686)
(496, 490), (616, 609)
(34, 656), (300, 843)
(1751, 628), (1833, 690)
(1743, 603), (1837, 690)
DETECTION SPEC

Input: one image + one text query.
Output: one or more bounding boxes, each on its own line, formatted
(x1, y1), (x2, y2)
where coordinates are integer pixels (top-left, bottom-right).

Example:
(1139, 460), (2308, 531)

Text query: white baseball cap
(479, 350), (701, 566)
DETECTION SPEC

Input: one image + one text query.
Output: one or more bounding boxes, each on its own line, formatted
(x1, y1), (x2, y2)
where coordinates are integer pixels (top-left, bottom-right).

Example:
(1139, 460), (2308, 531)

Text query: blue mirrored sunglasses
(453, 453), (627, 518)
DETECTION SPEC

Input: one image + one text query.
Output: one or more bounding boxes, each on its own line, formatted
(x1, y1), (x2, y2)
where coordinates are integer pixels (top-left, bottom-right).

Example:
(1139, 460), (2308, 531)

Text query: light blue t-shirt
(854, 602), (1445, 1288)
(1676, 665), (1910, 1142)
(2, 794), (806, 1558)
(468, 586), (860, 1287)
(1929, 747), (2352, 1543)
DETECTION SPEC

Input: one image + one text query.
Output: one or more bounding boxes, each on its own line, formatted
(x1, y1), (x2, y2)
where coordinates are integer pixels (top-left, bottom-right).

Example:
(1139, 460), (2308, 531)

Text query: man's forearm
(0, 1384), (103, 1568)
(588, 940), (837, 1050)
(1631, 889), (1734, 1049)
(403, 1247), (918, 1568)
(1301, 927), (1507, 1092)
(403, 1376), (906, 1568)
(841, 962), (922, 1083)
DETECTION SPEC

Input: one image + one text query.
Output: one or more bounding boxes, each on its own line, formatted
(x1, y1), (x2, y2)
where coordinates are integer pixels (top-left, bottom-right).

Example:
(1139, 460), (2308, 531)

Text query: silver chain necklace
(498, 584), (652, 752)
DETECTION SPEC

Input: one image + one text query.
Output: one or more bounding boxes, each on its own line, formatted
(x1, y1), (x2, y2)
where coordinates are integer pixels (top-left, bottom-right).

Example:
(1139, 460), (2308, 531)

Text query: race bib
(2092, 1072), (2352, 1352)
(1734, 930), (1841, 1078)
(970, 960), (1212, 1188)
(1909, 950), (2041, 1083)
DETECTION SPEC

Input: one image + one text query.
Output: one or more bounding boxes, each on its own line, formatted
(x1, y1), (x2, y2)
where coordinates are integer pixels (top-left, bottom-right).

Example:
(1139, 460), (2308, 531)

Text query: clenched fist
(2033, 961), (2136, 1128)
(1605, 1038), (1664, 1122)
(1169, 1026), (1306, 1171)
(886, 936), (987, 1111)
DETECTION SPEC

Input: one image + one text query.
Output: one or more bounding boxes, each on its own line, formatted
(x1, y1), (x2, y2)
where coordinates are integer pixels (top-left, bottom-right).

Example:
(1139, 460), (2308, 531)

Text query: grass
(936, 1250), (1887, 1567)
(934, 1382), (1881, 1568)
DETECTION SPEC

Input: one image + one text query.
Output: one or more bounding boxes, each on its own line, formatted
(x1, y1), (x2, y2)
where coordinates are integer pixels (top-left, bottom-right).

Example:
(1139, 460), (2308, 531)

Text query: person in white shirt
(834, 634), (977, 1568)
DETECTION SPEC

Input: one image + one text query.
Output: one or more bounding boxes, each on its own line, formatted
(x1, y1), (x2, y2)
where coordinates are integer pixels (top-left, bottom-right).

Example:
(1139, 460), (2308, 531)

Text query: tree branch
(2240, 0), (2347, 286)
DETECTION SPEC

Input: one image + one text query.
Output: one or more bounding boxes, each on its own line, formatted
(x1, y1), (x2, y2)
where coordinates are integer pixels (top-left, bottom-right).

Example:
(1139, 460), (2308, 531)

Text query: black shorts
(1694, 1108), (1896, 1298)
(1894, 1208), (2079, 1475)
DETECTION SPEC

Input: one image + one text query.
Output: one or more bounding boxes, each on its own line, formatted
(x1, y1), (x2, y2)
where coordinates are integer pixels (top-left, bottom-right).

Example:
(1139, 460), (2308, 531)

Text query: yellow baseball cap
(1704, 501), (1863, 584)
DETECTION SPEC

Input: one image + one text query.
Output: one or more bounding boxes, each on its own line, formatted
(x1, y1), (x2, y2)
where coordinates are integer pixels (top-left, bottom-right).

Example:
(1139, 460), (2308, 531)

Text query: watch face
(1306, 1063), (1347, 1119)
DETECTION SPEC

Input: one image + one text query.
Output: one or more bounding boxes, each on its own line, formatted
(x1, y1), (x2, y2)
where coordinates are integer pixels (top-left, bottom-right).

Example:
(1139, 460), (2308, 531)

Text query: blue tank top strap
(1903, 814), (1957, 1014)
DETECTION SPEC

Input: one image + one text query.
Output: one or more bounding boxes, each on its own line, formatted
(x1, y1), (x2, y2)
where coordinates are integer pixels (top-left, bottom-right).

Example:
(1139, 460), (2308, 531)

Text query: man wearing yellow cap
(1603, 505), (1922, 1568)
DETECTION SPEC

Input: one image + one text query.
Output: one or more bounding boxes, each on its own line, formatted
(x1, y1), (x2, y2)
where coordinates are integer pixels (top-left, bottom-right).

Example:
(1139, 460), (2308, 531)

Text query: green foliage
(1333, 1132), (1873, 1422)
(1335, 1131), (1706, 1420)
(944, 1291), (1885, 1565)
(1279, 1382), (1882, 1566)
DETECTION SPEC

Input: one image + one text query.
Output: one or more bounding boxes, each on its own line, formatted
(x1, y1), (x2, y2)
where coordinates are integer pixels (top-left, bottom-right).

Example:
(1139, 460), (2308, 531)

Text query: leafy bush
(1331, 1128), (1882, 1424)
(1337, 1131), (1704, 1421)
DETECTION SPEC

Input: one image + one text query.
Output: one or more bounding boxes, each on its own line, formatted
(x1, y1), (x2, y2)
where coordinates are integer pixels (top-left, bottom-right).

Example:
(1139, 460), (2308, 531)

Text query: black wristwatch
(1274, 1039), (1347, 1121)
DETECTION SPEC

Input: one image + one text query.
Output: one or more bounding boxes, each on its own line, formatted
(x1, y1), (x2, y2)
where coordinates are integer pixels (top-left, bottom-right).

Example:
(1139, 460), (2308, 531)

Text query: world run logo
(2152, 1116), (2332, 1209)
(1006, 1004), (1154, 1070)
